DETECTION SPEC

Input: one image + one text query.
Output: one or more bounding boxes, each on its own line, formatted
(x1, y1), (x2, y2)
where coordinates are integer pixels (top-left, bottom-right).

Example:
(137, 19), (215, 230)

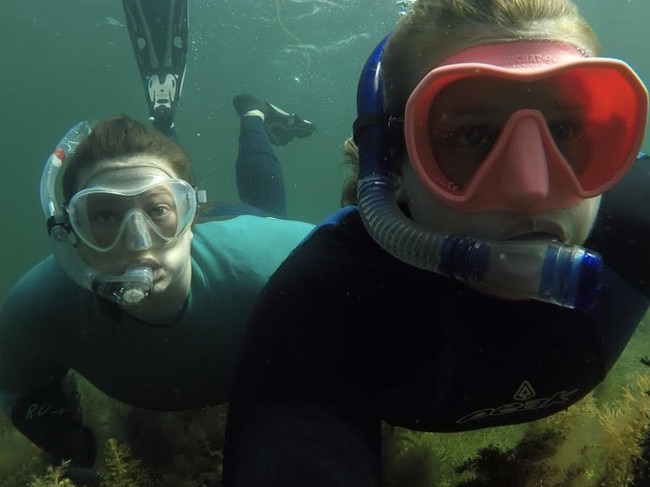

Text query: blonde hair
(341, 137), (359, 207)
(383, 0), (600, 113)
(341, 0), (600, 205)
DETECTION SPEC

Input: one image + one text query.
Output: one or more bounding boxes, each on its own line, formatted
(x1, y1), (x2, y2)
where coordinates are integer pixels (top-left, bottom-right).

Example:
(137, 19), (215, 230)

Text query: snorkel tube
(354, 36), (602, 310)
(39, 121), (154, 305)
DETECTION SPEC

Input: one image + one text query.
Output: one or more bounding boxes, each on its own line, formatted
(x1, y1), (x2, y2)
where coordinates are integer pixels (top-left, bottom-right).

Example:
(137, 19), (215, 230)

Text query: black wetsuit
(223, 154), (650, 487)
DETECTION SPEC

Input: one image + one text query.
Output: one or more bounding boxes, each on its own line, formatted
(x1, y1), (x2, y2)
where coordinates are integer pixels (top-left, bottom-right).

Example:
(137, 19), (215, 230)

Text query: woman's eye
(93, 211), (120, 225)
(446, 125), (496, 150)
(548, 121), (579, 142)
(148, 204), (172, 219)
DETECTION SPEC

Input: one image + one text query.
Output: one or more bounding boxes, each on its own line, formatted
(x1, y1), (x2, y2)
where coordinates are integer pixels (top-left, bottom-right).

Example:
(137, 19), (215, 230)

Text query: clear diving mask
(67, 175), (198, 253)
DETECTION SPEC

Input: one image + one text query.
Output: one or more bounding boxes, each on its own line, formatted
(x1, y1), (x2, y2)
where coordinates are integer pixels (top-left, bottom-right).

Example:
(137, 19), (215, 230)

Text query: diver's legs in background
(196, 113), (286, 222)
(236, 116), (287, 219)
(232, 94), (317, 219)
(233, 93), (316, 146)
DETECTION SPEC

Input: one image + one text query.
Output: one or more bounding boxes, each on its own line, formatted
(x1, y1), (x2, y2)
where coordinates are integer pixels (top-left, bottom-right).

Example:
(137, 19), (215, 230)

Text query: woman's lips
(501, 219), (566, 242)
(122, 259), (161, 278)
(127, 258), (160, 270)
(506, 232), (561, 241)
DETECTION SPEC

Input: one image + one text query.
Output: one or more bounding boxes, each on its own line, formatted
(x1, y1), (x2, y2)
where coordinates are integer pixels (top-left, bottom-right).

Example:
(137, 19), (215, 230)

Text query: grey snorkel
(353, 36), (602, 310)
(39, 121), (154, 305)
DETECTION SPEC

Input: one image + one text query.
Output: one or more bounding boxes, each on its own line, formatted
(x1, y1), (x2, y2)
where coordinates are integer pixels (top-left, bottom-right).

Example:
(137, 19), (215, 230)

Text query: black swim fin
(122, 0), (188, 131)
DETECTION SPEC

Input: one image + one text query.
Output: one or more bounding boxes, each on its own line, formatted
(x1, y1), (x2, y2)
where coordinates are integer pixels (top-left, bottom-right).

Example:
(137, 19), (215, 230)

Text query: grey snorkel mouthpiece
(40, 121), (155, 306)
(94, 265), (154, 305)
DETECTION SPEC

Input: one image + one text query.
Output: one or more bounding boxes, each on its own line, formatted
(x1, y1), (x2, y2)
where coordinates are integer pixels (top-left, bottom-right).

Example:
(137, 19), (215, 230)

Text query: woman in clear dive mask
(0, 115), (314, 482)
(0, 0), (316, 483)
(222, 0), (650, 486)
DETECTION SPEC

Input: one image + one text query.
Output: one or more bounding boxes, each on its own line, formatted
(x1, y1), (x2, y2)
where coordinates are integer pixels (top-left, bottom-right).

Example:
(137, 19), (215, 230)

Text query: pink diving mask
(404, 41), (648, 212)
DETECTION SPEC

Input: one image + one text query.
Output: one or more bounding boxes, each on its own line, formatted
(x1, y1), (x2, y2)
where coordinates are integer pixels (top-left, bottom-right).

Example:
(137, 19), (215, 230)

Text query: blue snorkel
(40, 121), (154, 306)
(354, 36), (602, 310)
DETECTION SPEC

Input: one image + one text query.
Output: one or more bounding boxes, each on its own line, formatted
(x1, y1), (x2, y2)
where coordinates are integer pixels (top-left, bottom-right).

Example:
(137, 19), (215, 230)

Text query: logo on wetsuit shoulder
(456, 380), (579, 424)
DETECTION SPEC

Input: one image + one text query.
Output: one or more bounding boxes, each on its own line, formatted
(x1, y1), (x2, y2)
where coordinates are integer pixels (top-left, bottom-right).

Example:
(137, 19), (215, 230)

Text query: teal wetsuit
(0, 215), (313, 466)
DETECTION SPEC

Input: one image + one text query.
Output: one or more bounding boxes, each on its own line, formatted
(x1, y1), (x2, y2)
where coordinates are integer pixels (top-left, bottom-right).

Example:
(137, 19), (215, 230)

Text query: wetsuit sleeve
(235, 116), (286, 219)
(588, 154), (650, 298)
(10, 389), (96, 468)
(223, 226), (381, 487)
(0, 258), (95, 468)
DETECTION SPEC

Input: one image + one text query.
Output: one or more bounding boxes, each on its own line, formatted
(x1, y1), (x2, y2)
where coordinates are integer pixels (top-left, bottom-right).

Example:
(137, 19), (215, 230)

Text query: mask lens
(428, 76), (588, 188)
(68, 178), (197, 252)
(405, 59), (648, 209)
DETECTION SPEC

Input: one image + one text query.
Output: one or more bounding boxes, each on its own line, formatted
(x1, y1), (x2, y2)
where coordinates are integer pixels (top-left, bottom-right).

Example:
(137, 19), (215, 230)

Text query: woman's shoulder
(190, 215), (314, 282)
(265, 207), (398, 284)
(194, 215), (314, 244)
(0, 256), (87, 343)
(2, 256), (78, 303)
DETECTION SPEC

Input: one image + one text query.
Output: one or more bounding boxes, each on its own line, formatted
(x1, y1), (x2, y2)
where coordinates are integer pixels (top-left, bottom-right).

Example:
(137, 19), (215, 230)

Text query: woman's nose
(124, 211), (154, 251)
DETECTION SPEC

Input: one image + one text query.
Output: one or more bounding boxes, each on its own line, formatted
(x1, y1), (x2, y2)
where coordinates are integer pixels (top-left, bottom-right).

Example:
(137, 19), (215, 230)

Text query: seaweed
(382, 423), (445, 487)
(381, 371), (650, 487)
(454, 430), (563, 487)
(7, 368), (650, 487)
(74, 373), (225, 486)
(28, 463), (76, 487)
(6, 313), (650, 486)
(628, 358), (650, 487)
(100, 439), (154, 487)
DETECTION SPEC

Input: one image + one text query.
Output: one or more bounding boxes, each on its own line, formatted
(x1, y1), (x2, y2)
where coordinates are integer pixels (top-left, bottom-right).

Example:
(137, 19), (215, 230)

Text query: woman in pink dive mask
(222, 0), (650, 486)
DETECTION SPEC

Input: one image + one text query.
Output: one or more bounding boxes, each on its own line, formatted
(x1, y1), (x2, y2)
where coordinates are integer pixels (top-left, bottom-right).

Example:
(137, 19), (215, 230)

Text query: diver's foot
(233, 93), (268, 118)
(150, 106), (174, 132)
(148, 73), (178, 131)
(233, 93), (316, 146)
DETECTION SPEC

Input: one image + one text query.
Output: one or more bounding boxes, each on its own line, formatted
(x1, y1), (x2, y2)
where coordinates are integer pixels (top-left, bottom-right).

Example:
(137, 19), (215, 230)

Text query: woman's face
(398, 160), (600, 245)
(73, 155), (194, 307)
(396, 41), (603, 246)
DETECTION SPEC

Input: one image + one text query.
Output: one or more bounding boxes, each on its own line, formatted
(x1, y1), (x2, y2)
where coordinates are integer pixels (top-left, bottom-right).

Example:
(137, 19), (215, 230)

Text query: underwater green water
(0, 0), (649, 298)
(1, 0), (650, 484)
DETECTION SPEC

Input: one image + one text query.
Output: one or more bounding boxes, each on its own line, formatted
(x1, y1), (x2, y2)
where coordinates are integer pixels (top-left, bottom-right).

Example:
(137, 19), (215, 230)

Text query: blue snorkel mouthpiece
(438, 236), (602, 310)
(40, 121), (154, 306)
(353, 35), (602, 310)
